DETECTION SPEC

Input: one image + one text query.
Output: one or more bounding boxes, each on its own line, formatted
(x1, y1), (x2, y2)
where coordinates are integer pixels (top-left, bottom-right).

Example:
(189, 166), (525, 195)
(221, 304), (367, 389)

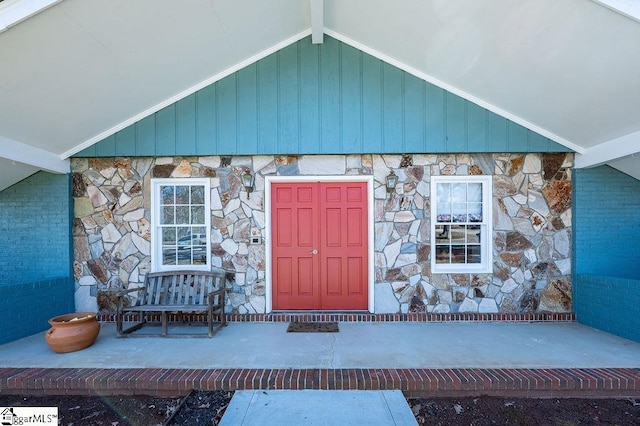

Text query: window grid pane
(435, 182), (485, 266)
(159, 183), (208, 267)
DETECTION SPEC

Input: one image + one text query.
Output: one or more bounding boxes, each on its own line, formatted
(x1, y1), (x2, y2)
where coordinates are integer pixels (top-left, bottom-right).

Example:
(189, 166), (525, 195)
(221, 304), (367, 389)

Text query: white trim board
(310, 0), (324, 44)
(592, 0), (640, 23)
(264, 175), (375, 313)
(61, 29), (313, 160)
(574, 130), (640, 168)
(0, 136), (69, 174)
(324, 29), (583, 155)
(0, 0), (61, 33)
(61, 27), (583, 160)
(149, 178), (212, 273)
(430, 175), (493, 274)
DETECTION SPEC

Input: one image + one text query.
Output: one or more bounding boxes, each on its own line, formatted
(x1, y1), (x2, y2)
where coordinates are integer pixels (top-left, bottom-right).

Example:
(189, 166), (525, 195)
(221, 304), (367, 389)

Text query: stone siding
(71, 153), (573, 314)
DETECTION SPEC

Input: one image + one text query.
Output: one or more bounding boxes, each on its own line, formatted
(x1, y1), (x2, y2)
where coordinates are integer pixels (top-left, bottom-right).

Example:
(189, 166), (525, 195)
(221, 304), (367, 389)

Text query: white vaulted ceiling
(1, 0), (639, 191)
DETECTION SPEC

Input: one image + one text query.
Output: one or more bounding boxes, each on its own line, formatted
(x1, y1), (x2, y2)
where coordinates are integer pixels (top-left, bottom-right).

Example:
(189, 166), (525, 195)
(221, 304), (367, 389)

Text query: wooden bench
(116, 270), (226, 337)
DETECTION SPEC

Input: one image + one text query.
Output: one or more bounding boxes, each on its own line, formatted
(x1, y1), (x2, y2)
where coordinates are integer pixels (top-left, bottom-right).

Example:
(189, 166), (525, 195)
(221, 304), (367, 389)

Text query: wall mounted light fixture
(241, 171), (254, 199)
(386, 170), (398, 197)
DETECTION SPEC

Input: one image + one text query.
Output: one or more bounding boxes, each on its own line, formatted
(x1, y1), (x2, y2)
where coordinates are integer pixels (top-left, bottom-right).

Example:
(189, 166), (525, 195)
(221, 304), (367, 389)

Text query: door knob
(308, 249), (318, 255)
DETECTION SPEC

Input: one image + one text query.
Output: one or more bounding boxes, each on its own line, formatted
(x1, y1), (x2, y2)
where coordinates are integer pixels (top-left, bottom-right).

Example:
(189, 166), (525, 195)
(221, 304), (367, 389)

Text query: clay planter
(45, 312), (100, 353)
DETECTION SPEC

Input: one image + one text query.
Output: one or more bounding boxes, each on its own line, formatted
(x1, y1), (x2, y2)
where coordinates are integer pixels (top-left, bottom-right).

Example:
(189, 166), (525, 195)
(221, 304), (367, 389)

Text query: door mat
(287, 322), (339, 333)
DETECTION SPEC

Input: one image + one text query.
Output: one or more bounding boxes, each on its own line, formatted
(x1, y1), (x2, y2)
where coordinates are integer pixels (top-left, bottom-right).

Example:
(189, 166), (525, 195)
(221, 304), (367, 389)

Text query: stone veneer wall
(71, 153), (573, 315)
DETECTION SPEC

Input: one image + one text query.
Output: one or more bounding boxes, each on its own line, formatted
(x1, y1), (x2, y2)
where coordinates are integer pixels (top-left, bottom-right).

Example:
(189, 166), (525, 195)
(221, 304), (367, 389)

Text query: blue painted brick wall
(574, 274), (640, 343)
(0, 172), (74, 343)
(574, 166), (640, 277)
(0, 277), (74, 344)
(573, 165), (640, 342)
(0, 171), (72, 282)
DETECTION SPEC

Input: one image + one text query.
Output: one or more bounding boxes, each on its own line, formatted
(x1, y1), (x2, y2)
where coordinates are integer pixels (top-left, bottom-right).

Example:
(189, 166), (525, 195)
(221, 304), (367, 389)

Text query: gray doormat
(287, 321), (339, 333)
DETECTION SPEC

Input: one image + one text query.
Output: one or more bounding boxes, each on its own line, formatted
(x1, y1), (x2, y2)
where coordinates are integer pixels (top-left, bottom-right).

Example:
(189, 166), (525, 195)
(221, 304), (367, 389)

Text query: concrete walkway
(2, 322), (639, 369)
(220, 390), (417, 426)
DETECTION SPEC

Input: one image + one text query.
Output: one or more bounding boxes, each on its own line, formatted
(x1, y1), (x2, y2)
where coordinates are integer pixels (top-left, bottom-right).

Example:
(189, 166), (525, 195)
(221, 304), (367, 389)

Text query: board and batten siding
(76, 36), (568, 158)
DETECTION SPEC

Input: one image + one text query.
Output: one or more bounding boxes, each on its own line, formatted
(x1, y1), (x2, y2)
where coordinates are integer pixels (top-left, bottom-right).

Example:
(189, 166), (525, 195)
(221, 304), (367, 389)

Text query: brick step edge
(97, 312), (576, 323)
(1, 367), (638, 398)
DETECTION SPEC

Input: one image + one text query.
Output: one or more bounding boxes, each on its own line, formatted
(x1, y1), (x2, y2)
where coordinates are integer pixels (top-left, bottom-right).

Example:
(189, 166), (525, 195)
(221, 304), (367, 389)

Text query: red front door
(272, 182), (368, 310)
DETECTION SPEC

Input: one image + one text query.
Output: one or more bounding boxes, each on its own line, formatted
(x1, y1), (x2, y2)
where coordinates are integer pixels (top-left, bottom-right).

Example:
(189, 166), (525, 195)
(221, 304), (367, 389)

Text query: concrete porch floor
(0, 321), (639, 398)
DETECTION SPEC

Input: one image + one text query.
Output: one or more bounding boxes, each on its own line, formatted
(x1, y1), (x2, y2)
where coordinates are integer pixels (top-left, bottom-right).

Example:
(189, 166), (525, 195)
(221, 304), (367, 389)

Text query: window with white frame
(151, 178), (210, 271)
(431, 175), (492, 273)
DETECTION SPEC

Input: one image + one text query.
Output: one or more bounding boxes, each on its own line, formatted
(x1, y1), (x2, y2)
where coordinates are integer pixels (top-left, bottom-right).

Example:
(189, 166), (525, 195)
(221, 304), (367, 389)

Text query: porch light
(241, 171), (254, 199)
(385, 170), (398, 196)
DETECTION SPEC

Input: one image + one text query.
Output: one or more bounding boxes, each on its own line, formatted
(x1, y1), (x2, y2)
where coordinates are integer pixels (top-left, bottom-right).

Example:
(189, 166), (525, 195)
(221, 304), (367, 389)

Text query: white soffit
(0, 158), (41, 192)
(65, 29), (312, 158)
(324, 29), (581, 154)
(324, 0), (640, 151)
(2, 0), (640, 187)
(0, 0), (311, 156)
(608, 155), (640, 181)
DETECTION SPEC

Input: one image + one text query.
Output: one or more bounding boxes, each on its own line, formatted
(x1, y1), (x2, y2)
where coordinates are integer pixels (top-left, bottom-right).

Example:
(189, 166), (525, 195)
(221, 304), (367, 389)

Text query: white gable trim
(61, 27), (584, 160)
(61, 29), (312, 160)
(575, 129), (640, 168)
(324, 29), (584, 155)
(0, 136), (69, 174)
(0, 0), (61, 33)
(592, 0), (640, 23)
(310, 0), (324, 44)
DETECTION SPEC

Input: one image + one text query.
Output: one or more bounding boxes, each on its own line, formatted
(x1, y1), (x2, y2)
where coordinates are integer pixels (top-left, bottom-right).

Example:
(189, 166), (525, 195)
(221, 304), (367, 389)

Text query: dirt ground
(0, 391), (231, 426)
(409, 396), (640, 425)
(1, 392), (639, 425)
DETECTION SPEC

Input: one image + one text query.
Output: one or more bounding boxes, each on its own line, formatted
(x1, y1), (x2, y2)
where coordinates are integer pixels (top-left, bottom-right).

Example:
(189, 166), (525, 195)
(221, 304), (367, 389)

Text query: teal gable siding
(76, 36), (568, 157)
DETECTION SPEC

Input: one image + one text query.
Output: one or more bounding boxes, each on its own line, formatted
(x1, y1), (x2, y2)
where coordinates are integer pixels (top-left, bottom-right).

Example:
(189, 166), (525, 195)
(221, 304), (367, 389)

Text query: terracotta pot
(45, 312), (100, 353)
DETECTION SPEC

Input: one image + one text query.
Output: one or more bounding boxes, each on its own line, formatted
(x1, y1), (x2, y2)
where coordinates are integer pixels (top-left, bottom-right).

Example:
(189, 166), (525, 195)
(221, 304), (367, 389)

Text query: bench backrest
(135, 270), (225, 307)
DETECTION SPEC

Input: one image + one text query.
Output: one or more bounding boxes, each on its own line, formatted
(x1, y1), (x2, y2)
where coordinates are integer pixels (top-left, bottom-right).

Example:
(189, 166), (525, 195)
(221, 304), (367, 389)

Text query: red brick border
(1, 367), (637, 398)
(98, 312), (576, 323)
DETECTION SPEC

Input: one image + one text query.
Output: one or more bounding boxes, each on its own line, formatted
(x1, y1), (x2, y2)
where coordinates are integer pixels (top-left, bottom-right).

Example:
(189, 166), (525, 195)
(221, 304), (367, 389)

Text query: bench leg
(161, 311), (168, 336)
(208, 307), (213, 337)
(117, 310), (148, 337)
(117, 310), (123, 337)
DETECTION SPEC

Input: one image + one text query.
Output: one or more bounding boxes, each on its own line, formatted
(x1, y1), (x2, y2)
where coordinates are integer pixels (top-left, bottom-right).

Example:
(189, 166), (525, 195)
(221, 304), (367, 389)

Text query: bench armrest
(207, 288), (225, 296)
(207, 288), (225, 304)
(114, 287), (145, 297)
